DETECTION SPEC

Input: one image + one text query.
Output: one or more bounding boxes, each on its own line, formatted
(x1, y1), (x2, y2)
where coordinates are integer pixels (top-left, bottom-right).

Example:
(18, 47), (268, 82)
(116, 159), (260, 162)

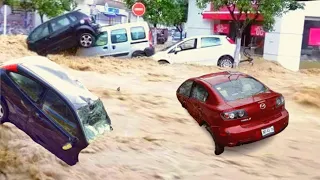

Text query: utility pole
(2, 2), (8, 35)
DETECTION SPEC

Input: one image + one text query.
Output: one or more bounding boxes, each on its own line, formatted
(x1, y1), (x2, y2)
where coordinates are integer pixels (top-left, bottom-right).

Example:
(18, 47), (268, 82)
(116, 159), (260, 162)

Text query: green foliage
(123, 0), (187, 28)
(19, 1), (36, 11)
(163, 0), (188, 30)
(196, 0), (305, 33)
(123, 0), (167, 26)
(4, 0), (77, 20)
(32, 0), (64, 18)
(61, 0), (78, 11)
(3, 0), (20, 6)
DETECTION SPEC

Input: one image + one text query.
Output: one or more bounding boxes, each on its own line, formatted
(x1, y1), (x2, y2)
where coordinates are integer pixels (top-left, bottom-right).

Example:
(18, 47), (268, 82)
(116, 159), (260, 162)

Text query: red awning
(202, 4), (263, 21)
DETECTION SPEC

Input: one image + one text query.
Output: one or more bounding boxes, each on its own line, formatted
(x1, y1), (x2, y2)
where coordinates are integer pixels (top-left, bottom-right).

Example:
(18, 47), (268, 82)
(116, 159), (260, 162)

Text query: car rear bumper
(213, 110), (289, 147)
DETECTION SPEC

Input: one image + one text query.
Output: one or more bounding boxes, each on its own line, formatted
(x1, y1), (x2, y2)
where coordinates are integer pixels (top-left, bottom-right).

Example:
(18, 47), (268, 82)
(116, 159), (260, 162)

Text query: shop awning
(202, 4), (263, 21)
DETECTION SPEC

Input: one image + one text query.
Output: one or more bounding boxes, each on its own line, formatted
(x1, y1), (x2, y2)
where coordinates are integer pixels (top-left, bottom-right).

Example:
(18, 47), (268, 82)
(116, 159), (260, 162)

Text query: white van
(76, 22), (154, 58)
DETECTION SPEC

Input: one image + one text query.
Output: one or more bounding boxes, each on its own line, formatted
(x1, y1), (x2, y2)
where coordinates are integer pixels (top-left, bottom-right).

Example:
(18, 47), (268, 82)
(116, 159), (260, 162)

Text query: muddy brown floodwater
(0, 35), (320, 180)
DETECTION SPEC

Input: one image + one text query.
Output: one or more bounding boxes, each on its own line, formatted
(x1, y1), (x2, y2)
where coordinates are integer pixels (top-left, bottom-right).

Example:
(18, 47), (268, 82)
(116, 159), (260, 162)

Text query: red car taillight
(1, 64), (18, 72)
(226, 37), (235, 44)
(221, 109), (248, 120)
(276, 95), (285, 108)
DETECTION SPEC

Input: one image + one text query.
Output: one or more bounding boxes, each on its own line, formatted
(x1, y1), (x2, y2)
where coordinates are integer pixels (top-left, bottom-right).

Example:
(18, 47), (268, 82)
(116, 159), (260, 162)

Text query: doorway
(229, 21), (252, 47)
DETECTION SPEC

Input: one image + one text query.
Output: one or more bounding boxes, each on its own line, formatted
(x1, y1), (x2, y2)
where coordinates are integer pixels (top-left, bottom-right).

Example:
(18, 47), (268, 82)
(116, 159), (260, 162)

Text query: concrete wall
(263, 10), (305, 71)
(185, 0), (213, 37)
(263, 1), (320, 71)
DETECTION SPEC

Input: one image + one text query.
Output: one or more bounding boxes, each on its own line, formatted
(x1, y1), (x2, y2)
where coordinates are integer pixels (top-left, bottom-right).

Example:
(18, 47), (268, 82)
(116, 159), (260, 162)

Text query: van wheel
(0, 99), (9, 124)
(205, 124), (225, 155)
(79, 33), (95, 48)
(132, 51), (146, 58)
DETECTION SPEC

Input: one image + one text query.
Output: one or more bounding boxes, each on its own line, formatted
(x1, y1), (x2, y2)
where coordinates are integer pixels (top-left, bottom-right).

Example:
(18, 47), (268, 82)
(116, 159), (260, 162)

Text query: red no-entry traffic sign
(132, 2), (146, 17)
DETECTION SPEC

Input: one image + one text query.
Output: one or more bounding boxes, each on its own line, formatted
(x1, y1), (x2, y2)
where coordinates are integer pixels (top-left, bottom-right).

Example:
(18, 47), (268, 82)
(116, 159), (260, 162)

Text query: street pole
(137, 16), (139, 22)
(3, 4), (7, 35)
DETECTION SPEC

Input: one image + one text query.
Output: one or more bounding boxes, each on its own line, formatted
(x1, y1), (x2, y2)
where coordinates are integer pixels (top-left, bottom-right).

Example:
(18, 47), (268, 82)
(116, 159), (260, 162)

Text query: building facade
(78, 0), (138, 26)
(0, 3), (35, 35)
(0, 0), (141, 35)
(185, 0), (320, 71)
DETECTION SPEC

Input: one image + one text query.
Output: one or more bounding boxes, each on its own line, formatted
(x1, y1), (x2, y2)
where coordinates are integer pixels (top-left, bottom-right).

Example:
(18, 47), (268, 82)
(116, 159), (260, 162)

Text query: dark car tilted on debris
(0, 56), (113, 166)
(27, 10), (100, 56)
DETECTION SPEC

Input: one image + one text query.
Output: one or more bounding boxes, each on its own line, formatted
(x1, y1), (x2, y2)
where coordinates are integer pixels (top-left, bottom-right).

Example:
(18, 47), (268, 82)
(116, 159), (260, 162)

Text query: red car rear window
(213, 77), (268, 101)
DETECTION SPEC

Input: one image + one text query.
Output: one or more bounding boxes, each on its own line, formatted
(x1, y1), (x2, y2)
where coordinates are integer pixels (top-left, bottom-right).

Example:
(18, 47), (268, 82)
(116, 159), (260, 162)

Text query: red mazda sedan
(176, 71), (289, 155)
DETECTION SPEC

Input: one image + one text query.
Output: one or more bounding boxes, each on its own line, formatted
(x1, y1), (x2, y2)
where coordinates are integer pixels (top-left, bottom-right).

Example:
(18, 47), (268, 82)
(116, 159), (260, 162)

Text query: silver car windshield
(76, 99), (112, 143)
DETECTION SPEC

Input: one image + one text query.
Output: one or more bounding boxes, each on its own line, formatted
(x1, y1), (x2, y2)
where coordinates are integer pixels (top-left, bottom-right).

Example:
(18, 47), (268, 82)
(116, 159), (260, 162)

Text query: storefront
(88, 0), (129, 26)
(202, 4), (265, 54)
(186, 0), (320, 71)
(300, 16), (320, 69)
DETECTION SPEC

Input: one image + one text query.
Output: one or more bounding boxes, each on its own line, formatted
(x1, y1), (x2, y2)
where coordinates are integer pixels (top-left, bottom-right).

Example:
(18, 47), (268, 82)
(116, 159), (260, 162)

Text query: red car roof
(196, 71), (250, 86)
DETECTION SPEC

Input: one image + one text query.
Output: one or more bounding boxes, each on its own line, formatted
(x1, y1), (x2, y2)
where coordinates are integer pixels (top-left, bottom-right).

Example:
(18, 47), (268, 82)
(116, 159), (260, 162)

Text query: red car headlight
(221, 109), (248, 120)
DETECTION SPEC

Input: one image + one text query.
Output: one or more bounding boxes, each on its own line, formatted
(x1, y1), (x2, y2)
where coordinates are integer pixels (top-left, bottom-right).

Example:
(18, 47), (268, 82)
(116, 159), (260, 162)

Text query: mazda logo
(260, 103), (266, 109)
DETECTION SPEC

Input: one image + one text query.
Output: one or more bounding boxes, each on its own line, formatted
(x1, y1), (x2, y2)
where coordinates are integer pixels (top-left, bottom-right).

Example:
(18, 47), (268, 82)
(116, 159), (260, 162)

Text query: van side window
(131, 26), (146, 40)
(111, 29), (128, 44)
(95, 32), (108, 46)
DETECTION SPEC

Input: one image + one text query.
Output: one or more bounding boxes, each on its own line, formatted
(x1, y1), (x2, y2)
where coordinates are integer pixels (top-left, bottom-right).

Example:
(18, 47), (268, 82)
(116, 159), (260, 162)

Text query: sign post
(1, 4), (8, 35)
(3, 5), (7, 35)
(132, 2), (146, 22)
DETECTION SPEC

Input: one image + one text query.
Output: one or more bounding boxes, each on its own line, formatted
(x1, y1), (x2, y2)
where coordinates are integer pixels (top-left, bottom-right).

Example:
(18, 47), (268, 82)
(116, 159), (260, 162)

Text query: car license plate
(261, 126), (275, 137)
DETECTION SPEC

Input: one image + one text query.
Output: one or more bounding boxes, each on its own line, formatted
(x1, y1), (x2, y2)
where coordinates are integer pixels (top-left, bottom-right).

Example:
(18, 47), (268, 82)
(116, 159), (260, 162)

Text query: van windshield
(213, 77), (268, 101)
(76, 99), (112, 143)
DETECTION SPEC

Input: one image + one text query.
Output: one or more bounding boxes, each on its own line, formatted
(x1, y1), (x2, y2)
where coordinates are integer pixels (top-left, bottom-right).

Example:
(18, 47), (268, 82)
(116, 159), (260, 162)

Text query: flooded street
(0, 36), (320, 180)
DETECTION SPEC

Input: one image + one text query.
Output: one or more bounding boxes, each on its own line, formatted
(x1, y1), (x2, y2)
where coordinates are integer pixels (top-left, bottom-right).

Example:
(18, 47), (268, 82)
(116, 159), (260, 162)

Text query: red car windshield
(213, 77), (268, 101)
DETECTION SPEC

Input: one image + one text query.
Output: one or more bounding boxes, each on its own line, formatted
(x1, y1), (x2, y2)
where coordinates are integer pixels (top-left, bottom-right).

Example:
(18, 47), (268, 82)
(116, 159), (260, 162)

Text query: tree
(61, 0), (78, 11)
(32, 0), (65, 23)
(124, 0), (169, 28)
(196, 0), (305, 68)
(124, 0), (173, 45)
(5, 0), (77, 23)
(163, 0), (188, 40)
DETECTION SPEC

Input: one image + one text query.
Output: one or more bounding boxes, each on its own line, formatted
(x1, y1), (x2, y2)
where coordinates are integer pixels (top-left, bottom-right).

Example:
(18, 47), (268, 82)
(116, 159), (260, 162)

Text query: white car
(76, 22), (154, 58)
(152, 35), (237, 68)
